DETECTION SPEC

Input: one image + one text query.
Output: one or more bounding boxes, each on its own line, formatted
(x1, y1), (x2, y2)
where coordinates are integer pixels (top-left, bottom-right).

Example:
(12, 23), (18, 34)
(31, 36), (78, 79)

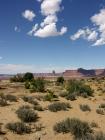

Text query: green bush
(48, 102), (71, 112)
(23, 72), (34, 82)
(25, 81), (30, 89)
(66, 80), (93, 97)
(53, 118), (92, 139)
(80, 104), (91, 112)
(6, 122), (31, 134)
(32, 78), (45, 92)
(79, 85), (93, 96)
(25, 78), (45, 92)
(56, 77), (64, 85)
(44, 92), (58, 101)
(16, 106), (38, 122)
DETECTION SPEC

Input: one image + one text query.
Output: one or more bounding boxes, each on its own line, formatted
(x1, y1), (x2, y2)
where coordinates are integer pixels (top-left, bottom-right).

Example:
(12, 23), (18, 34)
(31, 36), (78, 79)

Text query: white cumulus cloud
(40, 14), (58, 27)
(41, 0), (62, 16)
(22, 10), (36, 21)
(34, 23), (67, 38)
(28, 0), (67, 38)
(70, 8), (105, 46)
(70, 28), (98, 42)
(91, 8), (105, 46)
(87, 30), (98, 41)
(70, 29), (86, 40)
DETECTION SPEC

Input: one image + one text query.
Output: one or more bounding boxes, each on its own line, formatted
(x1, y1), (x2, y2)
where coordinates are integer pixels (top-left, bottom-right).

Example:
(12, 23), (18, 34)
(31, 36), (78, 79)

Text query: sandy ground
(0, 80), (105, 140)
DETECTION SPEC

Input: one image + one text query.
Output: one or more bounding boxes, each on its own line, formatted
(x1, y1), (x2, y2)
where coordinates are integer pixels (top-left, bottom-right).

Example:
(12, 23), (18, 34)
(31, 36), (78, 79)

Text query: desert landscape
(1, 0), (105, 139)
(0, 73), (105, 140)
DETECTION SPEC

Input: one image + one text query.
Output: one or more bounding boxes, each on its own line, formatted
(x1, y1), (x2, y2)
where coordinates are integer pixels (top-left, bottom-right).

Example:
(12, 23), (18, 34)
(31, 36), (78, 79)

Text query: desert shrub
(56, 77), (64, 85)
(91, 122), (98, 128)
(25, 81), (30, 89)
(6, 122), (31, 134)
(25, 78), (45, 92)
(66, 80), (93, 97)
(66, 93), (76, 101)
(66, 80), (82, 93)
(44, 92), (58, 101)
(10, 74), (24, 82)
(80, 104), (91, 112)
(34, 105), (44, 111)
(80, 85), (94, 96)
(48, 102), (71, 112)
(74, 133), (100, 140)
(94, 132), (105, 140)
(75, 134), (94, 140)
(0, 98), (8, 106)
(99, 103), (105, 109)
(84, 132), (105, 140)
(0, 93), (17, 102)
(10, 76), (18, 82)
(23, 72), (34, 82)
(53, 118), (92, 139)
(96, 109), (104, 115)
(16, 106), (38, 122)
(0, 93), (8, 106)
(5, 95), (17, 102)
(22, 96), (38, 105)
(34, 123), (43, 131)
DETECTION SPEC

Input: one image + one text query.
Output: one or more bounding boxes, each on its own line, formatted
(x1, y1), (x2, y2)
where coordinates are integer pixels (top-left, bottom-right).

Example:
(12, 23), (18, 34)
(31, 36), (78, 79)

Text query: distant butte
(0, 68), (105, 80)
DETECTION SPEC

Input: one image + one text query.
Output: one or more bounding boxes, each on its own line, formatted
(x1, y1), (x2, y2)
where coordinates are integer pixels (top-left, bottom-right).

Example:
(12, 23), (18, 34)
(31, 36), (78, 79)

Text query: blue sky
(0, 0), (105, 74)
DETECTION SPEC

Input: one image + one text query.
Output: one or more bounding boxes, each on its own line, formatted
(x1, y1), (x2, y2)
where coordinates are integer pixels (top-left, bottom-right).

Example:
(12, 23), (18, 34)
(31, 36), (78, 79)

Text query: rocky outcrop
(63, 68), (105, 78)
(0, 68), (105, 79)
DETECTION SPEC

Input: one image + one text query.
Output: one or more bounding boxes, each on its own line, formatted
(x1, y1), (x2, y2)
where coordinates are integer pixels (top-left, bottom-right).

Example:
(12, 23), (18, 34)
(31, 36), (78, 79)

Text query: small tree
(30, 78), (45, 92)
(25, 78), (45, 92)
(23, 72), (34, 81)
(56, 77), (64, 85)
